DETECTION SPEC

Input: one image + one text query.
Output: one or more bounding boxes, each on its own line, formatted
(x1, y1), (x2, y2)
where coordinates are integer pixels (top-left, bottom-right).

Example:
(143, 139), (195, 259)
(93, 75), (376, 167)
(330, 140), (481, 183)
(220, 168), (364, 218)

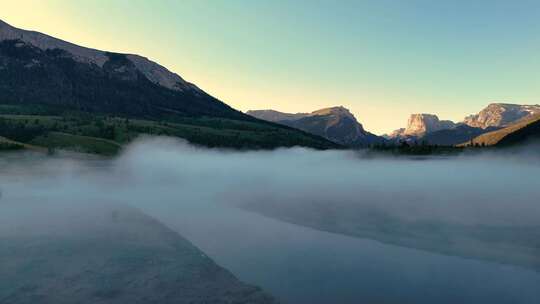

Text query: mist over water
(1, 137), (540, 304)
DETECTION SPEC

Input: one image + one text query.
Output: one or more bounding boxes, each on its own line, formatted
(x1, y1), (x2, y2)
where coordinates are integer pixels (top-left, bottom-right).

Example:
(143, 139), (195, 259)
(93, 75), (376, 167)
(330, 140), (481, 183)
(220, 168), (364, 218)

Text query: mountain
(463, 103), (540, 129)
(388, 104), (540, 146)
(0, 19), (238, 119)
(462, 113), (540, 146)
(402, 114), (455, 137)
(0, 19), (338, 151)
(0, 203), (276, 304)
(387, 114), (456, 142)
(248, 106), (385, 147)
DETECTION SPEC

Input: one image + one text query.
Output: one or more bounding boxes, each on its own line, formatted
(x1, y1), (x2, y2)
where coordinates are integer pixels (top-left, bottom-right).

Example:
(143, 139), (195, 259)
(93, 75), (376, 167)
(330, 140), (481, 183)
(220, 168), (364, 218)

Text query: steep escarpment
(387, 114), (456, 142)
(402, 114), (455, 137)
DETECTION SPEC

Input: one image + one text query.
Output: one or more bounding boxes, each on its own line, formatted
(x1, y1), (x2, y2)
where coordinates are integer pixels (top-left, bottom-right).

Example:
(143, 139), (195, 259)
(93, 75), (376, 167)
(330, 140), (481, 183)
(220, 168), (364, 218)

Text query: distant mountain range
(0, 19), (338, 151)
(249, 103), (540, 148)
(386, 103), (540, 146)
(464, 103), (540, 129)
(248, 106), (385, 147)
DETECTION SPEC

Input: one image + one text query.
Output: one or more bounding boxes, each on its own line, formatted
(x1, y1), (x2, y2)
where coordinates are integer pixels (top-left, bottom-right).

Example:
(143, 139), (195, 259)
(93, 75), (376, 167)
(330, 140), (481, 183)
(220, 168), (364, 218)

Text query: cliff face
(404, 114), (455, 136)
(463, 103), (540, 129)
(388, 114), (455, 140)
(248, 106), (385, 146)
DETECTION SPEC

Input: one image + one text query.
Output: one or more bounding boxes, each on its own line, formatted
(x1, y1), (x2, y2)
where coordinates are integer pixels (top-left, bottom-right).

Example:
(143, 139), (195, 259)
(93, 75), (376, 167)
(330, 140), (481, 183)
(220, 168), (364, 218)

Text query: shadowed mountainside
(422, 124), (499, 146)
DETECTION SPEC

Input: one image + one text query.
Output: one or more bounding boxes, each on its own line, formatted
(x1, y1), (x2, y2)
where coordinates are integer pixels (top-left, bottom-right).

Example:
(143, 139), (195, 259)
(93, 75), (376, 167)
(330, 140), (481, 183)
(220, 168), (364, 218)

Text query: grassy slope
(0, 107), (340, 155)
(30, 132), (121, 155)
(459, 114), (540, 146)
(0, 136), (44, 152)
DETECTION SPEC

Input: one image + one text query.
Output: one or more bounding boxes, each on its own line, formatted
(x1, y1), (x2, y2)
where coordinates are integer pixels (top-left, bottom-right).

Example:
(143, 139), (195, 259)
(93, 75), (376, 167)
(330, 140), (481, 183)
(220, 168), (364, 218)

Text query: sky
(1, 0), (539, 134)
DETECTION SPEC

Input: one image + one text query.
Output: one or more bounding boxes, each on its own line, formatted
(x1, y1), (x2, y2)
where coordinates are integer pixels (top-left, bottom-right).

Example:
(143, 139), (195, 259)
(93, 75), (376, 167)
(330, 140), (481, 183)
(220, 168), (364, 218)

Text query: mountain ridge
(463, 103), (540, 129)
(386, 103), (540, 145)
(0, 19), (199, 92)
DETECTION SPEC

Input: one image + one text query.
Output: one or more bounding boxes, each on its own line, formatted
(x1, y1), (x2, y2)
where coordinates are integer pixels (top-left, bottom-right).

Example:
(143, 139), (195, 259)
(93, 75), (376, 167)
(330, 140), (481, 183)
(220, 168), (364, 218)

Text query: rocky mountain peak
(403, 113), (455, 136)
(463, 103), (540, 129)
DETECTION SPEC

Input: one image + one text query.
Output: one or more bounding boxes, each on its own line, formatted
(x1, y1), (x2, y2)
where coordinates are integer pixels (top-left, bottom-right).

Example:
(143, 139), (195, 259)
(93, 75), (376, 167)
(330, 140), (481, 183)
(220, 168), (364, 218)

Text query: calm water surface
(150, 204), (540, 304)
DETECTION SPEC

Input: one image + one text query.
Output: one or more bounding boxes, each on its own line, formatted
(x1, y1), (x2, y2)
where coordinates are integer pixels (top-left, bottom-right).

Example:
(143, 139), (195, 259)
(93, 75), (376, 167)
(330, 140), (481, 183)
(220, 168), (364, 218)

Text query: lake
(1, 139), (539, 303)
(147, 201), (540, 304)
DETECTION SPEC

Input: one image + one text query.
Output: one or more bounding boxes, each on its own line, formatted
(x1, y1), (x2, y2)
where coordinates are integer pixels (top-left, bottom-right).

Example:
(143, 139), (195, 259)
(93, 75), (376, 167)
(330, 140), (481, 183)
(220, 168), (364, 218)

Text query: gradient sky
(2, 0), (540, 134)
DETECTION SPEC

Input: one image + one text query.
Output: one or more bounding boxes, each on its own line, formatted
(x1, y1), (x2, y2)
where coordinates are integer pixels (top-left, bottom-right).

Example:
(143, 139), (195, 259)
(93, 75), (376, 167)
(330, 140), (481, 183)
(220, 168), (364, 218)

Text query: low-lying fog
(1, 137), (540, 304)
(2, 137), (539, 226)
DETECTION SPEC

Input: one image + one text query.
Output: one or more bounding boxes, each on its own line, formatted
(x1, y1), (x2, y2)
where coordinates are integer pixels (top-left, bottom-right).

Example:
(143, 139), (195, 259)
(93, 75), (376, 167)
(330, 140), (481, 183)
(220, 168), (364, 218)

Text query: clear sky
(2, 0), (539, 134)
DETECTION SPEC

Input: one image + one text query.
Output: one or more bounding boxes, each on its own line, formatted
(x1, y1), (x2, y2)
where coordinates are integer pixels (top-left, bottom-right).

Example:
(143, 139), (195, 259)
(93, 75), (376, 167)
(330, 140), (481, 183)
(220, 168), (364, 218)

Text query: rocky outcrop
(403, 114), (455, 136)
(248, 106), (384, 146)
(463, 103), (540, 129)
(387, 114), (455, 142)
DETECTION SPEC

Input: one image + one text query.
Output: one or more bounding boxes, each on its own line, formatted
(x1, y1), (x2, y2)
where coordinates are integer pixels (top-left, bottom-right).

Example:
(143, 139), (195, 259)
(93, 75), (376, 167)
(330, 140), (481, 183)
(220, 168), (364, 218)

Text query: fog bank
(1, 136), (540, 232)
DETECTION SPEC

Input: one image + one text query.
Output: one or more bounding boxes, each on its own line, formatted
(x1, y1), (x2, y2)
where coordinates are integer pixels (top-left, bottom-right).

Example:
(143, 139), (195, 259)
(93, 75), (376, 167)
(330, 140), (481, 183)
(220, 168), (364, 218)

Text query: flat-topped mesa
(403, 114), (455, 137)
(463, 103), (540, 129)
(0, 18), (197, 92)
